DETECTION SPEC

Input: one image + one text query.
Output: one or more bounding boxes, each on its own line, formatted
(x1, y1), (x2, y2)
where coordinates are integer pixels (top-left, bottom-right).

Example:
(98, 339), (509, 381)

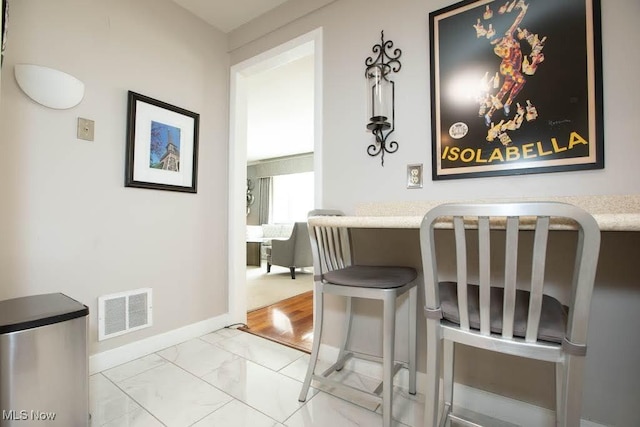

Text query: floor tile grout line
(195, 333), (322, 425)
(101, 343), (239, 427)
(101, 354), (168, 384)
(98, 372), (168, 427)
(280, 389), (316, 425)
(192, 355), (314, 425)
(276, 352), (307, 375)
(160, 333), (299, 425)
(153, 330), (304, 380)
(153, 356), (238, 424)
(156, 349), (238, 400)
(185, 399), (236, 427)
(214, 331), (307, 373)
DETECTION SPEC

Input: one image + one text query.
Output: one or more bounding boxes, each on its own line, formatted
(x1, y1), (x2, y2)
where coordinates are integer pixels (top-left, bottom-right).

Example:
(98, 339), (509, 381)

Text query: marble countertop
(308, 195), (640, 232)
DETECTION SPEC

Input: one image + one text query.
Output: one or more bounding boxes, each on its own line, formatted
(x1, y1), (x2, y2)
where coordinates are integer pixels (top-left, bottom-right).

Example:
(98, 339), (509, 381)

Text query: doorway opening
(228, 29), (323, 351)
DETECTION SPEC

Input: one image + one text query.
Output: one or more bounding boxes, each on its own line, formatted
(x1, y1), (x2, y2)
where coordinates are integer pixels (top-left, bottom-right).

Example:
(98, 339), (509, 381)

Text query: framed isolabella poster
(429, 0), (603, 180)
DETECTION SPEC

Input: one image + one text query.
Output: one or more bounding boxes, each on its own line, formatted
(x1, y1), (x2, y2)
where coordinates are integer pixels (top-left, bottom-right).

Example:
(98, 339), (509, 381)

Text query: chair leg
(443, 340), (454, 417)
(424, 319), (442, 427)
(408, 286), (418, 395)
(335, 296), (353, 371)
(299, 283), (324, 402)
(562, 354), (586, 427)
(382, 292), (397, 427)
(555, 360), (566, 427)
(290, 267), (296, 279)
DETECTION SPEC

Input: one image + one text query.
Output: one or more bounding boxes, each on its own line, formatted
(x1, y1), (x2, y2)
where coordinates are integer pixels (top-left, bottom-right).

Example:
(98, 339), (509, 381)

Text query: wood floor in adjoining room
(241, 290), (313, 353)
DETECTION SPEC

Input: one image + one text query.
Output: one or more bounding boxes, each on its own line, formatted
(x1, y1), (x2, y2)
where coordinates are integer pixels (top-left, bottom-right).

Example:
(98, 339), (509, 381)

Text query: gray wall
(0, 0), (230, 354)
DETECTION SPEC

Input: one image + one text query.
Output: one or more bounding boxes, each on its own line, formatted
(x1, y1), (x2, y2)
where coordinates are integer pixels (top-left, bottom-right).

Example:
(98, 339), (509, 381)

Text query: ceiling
(170, 0), (291, 33)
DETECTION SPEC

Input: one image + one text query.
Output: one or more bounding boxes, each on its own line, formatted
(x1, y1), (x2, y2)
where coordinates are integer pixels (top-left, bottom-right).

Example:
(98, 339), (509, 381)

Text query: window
(271, 172), (314, 223)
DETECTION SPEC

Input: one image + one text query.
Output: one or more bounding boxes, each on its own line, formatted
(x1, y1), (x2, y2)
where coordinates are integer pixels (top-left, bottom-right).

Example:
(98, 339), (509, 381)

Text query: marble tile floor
(90, 327), (423, 427)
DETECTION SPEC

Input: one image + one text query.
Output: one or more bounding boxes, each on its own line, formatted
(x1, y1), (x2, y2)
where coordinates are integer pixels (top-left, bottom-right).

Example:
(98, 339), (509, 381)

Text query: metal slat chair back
(421, 201), (600, 345)
(452, 212), (552, 340)
(419, 201), (601, 426)
(307, 210), (352, 277)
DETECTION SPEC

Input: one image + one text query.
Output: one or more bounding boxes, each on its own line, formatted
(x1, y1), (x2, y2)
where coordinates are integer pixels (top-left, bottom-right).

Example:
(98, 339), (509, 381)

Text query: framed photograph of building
(429, 0), (603, 180)
(125, 91), (199, 192)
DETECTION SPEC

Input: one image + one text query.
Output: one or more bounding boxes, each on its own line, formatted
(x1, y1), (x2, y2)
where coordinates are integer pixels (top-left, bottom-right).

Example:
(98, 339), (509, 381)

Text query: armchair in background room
(266, 222), (313, 279)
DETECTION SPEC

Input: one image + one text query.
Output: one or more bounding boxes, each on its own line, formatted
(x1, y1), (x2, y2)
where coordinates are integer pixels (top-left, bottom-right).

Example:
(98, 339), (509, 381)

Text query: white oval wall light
(14, 64), (85, 109)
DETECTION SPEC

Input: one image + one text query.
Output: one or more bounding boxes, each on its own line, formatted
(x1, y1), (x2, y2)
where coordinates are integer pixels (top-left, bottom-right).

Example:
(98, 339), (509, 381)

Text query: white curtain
(258, 177), (271, 225)
(271, 172), (314, 223)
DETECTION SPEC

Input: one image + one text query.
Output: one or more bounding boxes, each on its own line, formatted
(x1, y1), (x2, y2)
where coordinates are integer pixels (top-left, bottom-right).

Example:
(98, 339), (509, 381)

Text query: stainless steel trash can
(0, 293), (89, 426)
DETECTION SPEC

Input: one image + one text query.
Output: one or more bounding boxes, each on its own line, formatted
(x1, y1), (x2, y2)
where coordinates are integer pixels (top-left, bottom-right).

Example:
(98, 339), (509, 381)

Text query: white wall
(246, 54), (314, 161)
(0, 0), (229, 354)
(230, 0), (640, 213)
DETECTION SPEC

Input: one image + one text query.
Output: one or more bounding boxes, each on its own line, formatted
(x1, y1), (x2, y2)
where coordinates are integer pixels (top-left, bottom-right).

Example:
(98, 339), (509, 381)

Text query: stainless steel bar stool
(419, 202), (601, 427)
(298, 210), (418, 427)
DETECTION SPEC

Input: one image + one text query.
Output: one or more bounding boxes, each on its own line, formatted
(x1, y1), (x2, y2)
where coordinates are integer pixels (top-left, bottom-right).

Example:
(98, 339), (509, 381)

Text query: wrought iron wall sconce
(365, 31), (402, 166)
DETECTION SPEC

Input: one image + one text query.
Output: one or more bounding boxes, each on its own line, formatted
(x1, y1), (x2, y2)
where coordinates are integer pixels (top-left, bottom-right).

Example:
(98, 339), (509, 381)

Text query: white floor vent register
(98, 288), (153, 340)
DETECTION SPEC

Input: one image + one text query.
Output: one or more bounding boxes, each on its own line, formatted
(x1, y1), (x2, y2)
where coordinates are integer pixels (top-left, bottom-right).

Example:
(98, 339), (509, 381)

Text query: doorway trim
(228, 28), (323, 325)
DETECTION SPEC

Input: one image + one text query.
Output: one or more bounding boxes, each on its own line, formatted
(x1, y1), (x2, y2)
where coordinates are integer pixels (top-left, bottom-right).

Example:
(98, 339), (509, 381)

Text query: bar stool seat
(324, 265), (417, 288)
(298, 210), (419, 427)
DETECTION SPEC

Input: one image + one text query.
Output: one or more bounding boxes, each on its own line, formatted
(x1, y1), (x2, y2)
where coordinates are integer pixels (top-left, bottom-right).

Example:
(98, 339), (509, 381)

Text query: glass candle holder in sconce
(364, 31), (402, 166)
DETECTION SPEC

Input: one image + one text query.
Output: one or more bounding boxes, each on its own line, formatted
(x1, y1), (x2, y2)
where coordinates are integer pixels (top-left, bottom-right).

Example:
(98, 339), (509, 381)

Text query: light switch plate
(407, 164), (423, 189)
(77, 117), (95, 141)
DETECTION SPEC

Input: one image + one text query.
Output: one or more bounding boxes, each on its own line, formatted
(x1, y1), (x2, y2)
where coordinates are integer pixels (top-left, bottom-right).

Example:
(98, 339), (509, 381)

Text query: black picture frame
(125, 91), (199, 193)
(2, 0), (8, 67)
(429, 0), (603, 180)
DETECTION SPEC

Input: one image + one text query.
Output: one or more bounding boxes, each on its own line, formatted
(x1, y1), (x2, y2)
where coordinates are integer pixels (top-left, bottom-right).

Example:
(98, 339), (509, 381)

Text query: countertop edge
(331, 195), (640, 231)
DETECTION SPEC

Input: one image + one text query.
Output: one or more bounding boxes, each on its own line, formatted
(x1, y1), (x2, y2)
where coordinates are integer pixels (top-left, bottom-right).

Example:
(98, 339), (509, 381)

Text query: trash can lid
(0, 293), (89, 334)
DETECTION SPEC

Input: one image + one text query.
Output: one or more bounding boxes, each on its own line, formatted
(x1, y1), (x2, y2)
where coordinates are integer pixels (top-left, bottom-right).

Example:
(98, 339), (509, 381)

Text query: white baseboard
(454, 382), (552, 427)
(89, 313), (231, 374)
(317, 343), (606, 427)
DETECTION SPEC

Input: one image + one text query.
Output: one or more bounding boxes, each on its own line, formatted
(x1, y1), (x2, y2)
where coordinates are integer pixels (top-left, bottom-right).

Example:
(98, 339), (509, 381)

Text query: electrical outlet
(77, 117), (95, 141)
(407, 164), (423, 189)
